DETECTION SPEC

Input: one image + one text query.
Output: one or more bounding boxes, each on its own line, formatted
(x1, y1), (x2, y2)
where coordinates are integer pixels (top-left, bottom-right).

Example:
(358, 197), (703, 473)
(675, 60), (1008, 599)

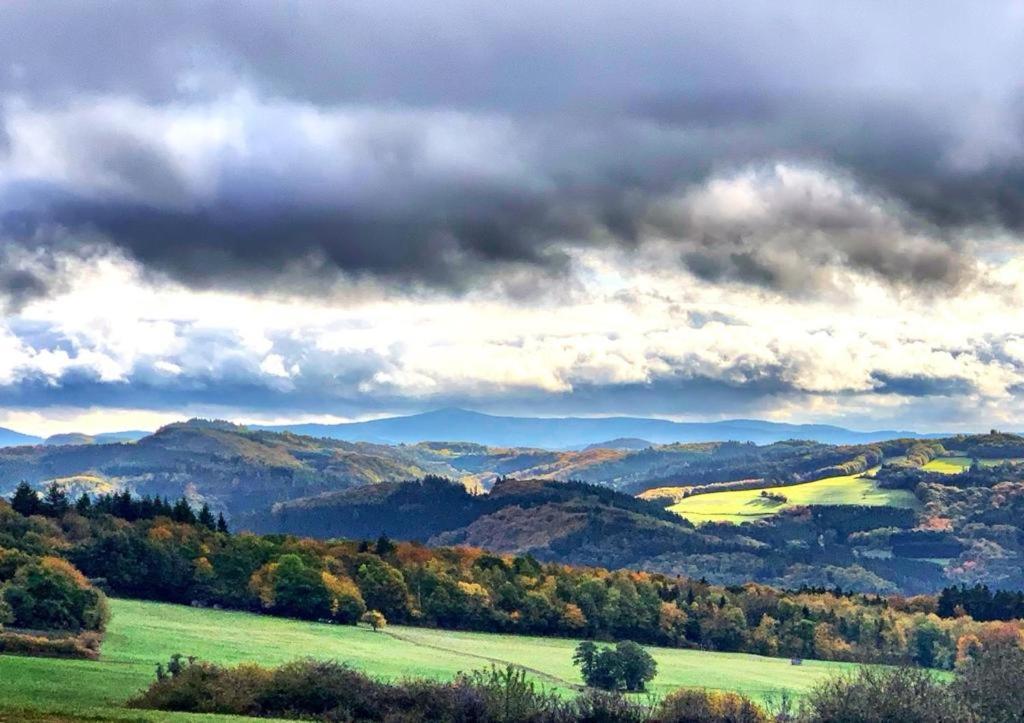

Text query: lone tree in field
(573, 640), (657, 692)
(361, 609), (387, 631)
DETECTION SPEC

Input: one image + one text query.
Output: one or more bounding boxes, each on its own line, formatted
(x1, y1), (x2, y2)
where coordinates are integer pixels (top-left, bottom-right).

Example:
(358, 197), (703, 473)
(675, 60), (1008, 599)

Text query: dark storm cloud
(1, 0), (1022, 302)
(869, 373), (974, 398)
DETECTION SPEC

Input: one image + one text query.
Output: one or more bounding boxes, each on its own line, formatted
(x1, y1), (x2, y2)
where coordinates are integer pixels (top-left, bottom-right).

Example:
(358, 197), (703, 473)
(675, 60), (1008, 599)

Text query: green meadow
(921, 456), (1024, 474)
(667, 468), (918, 524)
(0, 598), (869, 721)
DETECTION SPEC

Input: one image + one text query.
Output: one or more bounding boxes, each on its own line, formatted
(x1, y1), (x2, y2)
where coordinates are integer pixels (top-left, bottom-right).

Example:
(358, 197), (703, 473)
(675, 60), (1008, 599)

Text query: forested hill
(4, 490), (1022, 672)
(0, 420), (916, 517)
(4, 422), (1024, 595)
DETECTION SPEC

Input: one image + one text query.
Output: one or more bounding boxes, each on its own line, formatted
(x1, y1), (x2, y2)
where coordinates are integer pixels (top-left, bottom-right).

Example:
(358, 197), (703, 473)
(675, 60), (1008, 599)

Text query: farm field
(667, 468), (917, 524)
(921, 456), (1024, 474)
(0, 598), (869, 721)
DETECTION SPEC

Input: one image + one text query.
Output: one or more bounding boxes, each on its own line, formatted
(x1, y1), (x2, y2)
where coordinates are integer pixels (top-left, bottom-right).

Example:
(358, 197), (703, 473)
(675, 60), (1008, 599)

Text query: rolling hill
(0, 420), (903, 516)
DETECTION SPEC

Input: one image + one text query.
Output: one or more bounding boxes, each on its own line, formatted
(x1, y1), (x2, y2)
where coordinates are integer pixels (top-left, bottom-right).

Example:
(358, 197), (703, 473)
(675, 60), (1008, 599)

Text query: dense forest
(4, 487), (1023, 671)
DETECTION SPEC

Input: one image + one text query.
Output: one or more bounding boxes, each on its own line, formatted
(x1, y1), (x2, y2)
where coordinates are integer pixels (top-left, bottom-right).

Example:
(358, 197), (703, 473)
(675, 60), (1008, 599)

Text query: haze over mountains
(259, 408), (933, 448)
(1, 408), (937, 451)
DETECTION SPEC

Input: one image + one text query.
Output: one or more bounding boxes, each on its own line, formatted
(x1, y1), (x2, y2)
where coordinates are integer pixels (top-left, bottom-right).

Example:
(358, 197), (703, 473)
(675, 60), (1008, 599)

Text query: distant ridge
(0, 426), (43, 448)
(43, 430), (150, 446)
(259, 408), (935, 449)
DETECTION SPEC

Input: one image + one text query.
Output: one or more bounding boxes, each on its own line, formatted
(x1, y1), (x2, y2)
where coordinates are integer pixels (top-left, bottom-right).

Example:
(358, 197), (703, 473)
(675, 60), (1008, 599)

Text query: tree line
(11, 481), (228, 532)
(3, 489), (1024, 670)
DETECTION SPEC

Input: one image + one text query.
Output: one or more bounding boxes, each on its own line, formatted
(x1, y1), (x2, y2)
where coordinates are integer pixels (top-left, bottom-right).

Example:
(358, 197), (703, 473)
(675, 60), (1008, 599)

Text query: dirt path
(381, 628), (583, 691)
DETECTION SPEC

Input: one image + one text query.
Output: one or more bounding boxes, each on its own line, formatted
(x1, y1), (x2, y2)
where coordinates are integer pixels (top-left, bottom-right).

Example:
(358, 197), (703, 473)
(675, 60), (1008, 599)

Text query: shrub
(131, 657), (654, 722)
(568, 688), (652, 722)
(0, 630), (100, 659)
(460, 664), (560, 722)
(798, 666), (965, 722)
(953, 645), (1024, 723)
(657, 688), (769, 723)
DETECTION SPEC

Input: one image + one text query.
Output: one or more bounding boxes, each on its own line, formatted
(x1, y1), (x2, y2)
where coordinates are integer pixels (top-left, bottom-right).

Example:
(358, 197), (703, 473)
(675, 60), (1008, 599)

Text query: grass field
(0, 598), (869, 721)
(922, 456), (973, 474)
(667, 468), (918, 524)
(921, 456), (1024, 474)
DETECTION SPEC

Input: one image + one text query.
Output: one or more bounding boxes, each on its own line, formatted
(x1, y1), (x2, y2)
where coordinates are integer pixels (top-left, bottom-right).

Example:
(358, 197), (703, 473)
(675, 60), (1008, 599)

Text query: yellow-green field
(0, 598), (870, 721)
(921, 456), (1023, 474)
(667, 468), (918, 524)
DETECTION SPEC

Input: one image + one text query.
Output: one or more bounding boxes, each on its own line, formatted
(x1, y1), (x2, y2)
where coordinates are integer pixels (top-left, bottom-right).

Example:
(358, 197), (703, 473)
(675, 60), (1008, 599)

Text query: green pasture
(0, 598), (870, 721)
(921, 456), (1024, 474)
(666, 468), (917, 524)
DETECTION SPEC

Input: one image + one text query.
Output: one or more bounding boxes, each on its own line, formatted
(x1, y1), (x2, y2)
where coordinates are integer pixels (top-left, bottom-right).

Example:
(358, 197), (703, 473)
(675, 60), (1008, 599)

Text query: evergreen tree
(43, 483), (70, 516)
(216, 512), (229, 534)
(375, 534), (396, 556)
(197, 503), (215, 530)
(171, 497), (197, 525)
(10, 481), (41, 516)
(75, 493), (92, 514)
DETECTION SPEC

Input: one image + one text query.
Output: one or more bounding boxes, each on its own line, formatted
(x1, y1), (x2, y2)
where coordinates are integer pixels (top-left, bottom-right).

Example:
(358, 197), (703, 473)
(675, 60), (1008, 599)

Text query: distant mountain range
(0, 408), (940, 450)
(0, 428), (149, 449)
(259, 408), (936, 448)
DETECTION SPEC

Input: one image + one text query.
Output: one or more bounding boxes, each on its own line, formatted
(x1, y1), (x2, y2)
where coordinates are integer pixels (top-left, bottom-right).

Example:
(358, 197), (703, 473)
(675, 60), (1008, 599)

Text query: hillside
(259, 408), (932, 447)
(0, 421), (908, 517)
(4, 424), (1024, 593)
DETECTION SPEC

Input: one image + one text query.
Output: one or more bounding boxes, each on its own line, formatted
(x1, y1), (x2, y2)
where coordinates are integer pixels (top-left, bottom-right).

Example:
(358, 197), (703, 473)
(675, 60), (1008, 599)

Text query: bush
(0, 630), (101, 659)
(657, 688), (768, 723)
(131, 657), (656, 722)
(798, 666), (964, 722)
(567, 688), (652, 722)
(953, 645), (1024, 723)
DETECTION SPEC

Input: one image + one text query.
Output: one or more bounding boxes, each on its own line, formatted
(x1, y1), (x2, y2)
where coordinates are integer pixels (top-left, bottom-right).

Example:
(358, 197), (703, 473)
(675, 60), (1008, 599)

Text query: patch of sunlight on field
(922, 457), (973, 474)
(922, 456), (1024, 474)
(667, 467), (918, 524)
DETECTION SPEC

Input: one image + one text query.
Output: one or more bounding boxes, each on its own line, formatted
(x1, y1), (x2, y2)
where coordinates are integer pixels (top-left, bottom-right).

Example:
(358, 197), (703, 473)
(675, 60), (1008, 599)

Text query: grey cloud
(0, 1), (1022, 303)
(869, 373), (975, 398)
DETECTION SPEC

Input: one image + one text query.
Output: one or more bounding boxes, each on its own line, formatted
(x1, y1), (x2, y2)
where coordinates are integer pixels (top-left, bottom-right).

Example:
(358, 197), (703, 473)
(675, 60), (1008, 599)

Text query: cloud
(652, 165), (972, 294)
(0, 2), (1022, 307)
(2, 1), (1024, 430)
(0, 250), (1021, 432)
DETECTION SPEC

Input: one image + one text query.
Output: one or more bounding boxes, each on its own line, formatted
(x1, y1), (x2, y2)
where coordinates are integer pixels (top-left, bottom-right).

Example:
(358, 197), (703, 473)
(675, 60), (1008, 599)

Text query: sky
(2, 1), (1024, 435)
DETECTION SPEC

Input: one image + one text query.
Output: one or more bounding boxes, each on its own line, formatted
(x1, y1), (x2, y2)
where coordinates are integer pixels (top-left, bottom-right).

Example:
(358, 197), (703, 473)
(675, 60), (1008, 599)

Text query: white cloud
(0, 164), (1023, 434)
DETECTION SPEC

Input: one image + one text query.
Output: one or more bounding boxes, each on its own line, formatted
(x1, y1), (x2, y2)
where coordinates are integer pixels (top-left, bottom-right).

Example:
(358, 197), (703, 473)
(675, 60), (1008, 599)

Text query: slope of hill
(247, 475), (940, 591)
(0, 420), (455, 516)
(0, 426), (42, 448)
(259, 407), (932, 448)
